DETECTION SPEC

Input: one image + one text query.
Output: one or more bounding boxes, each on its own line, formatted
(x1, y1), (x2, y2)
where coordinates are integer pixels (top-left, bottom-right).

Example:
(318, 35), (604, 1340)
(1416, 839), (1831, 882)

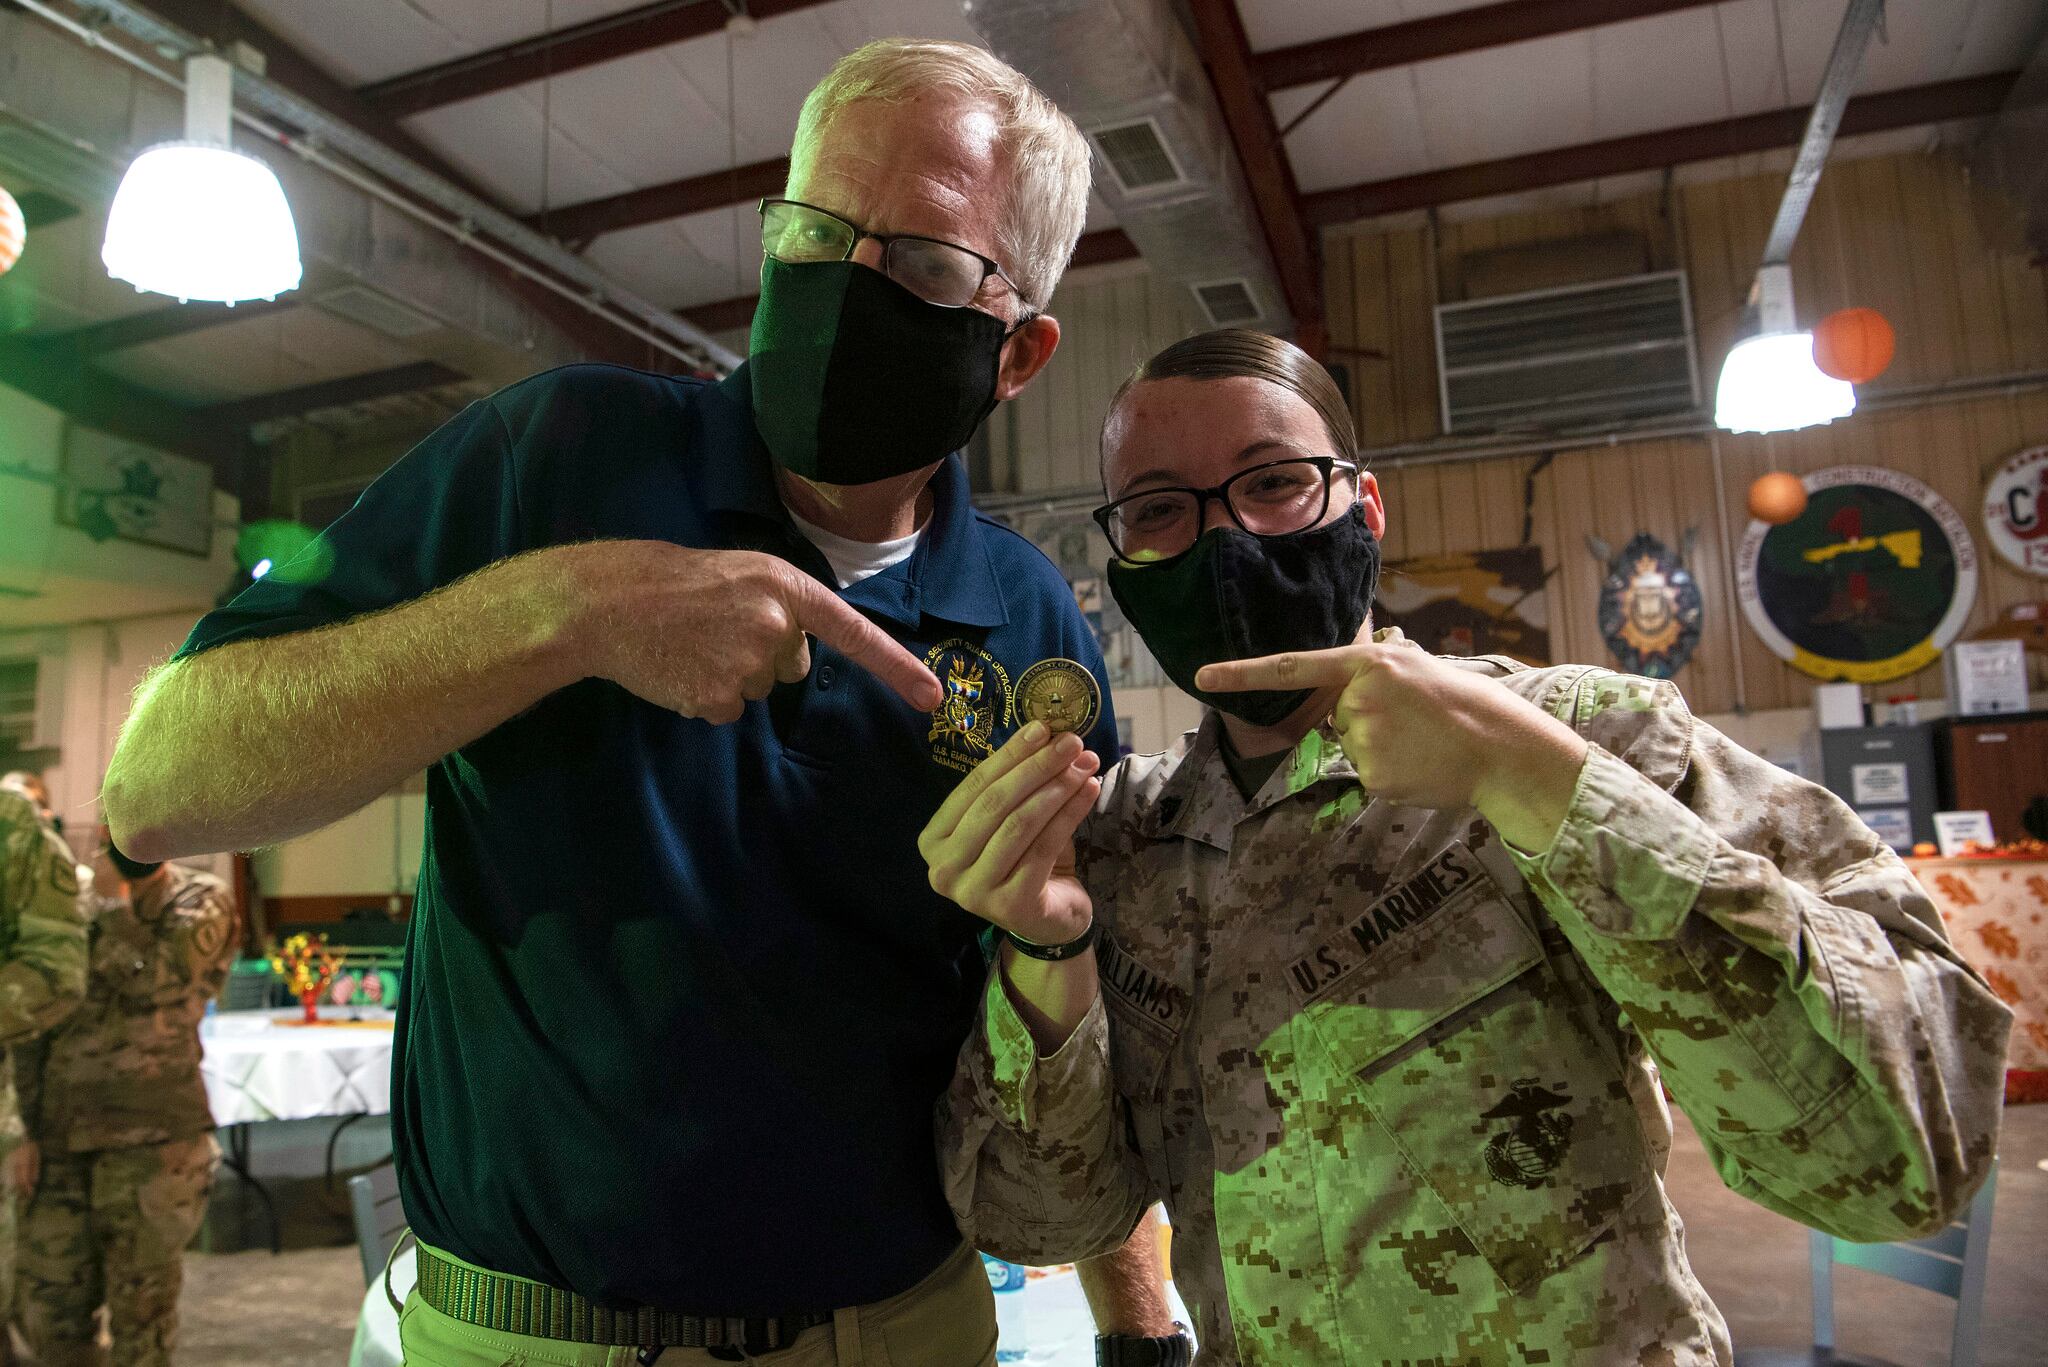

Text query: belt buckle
(701, 1316), (782, 1360)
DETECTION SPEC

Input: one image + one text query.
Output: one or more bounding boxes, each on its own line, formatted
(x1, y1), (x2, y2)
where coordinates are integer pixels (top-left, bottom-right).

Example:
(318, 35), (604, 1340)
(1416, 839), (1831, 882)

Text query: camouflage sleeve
(936, 968), (1152, 1264)
(12, 1036), (46, 1136)
(185, 882), (240, 1003)
(1508, 686), (2011, 1242)
(0, 798), (88, 1047)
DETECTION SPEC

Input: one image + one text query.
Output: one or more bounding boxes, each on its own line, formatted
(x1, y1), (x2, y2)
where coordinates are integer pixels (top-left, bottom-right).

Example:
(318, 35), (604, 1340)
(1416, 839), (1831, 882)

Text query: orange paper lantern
(1811, 307), (1894, 384)
(0, 186), (22, 276)
(1748, 471), (1808, 525)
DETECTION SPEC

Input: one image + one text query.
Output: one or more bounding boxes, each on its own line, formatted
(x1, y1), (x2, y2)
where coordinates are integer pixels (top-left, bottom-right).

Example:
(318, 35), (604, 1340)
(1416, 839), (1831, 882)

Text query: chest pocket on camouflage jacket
(1297, 851), (1649, 1294)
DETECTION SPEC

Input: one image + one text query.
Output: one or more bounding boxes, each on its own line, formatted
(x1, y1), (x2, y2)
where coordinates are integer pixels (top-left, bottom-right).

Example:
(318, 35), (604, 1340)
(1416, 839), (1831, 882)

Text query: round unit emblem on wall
(1982, 445), (2048, 577)
(1736, 465), (1977, 683)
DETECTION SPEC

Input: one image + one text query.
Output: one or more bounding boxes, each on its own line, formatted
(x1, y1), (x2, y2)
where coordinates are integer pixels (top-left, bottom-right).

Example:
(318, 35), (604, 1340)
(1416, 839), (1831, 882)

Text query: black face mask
(1107, 503), (1382, 727)
(748, 258), (1010, 485)
(104, 842), (162, 882)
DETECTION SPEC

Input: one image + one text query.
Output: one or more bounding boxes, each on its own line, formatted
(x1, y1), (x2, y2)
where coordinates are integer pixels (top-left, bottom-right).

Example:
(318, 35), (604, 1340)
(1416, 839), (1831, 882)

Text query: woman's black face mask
(1107, 503), (1382, 727)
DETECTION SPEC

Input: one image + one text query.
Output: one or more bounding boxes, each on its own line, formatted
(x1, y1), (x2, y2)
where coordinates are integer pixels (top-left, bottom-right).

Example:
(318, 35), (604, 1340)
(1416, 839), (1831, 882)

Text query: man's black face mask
(1107, 503), (1382, 727)
(748, 258), (1011, 485)
(104, 842), (162, 882)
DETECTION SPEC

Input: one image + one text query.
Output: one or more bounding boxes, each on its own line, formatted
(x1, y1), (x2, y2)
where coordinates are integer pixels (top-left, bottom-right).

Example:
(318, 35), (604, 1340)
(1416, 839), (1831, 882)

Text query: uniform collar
(1146, 712), (1360, 852)
(697, 365), (1008, 631)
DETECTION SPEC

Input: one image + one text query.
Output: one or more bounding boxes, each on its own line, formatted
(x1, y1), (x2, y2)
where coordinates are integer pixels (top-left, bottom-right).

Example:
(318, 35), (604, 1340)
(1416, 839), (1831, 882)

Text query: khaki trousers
(398, 1241), (997, 1367)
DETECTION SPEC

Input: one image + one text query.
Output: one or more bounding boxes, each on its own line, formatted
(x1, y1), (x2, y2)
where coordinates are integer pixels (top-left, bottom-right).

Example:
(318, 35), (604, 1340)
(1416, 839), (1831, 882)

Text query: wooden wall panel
(1310, 149), (2048, 717)
(1472, 389), (2048, 718)
(992, 265), (1198, 495)
(992, 150), (2047, 720)
(1367, 384), (2043, 718)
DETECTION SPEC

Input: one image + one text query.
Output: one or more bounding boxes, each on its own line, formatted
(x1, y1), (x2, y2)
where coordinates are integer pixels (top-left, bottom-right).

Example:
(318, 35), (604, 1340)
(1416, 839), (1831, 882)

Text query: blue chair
(1733, 1159), (1997, 1367)
(347, 1165), (411, 1290)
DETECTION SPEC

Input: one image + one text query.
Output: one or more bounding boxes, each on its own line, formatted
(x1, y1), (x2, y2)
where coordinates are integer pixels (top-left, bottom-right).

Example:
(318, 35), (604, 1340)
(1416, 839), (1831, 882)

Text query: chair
(219, 960), (274, 1011)
(1734, 1159), (1998, 1367)
(347, 1164), (411, 1289)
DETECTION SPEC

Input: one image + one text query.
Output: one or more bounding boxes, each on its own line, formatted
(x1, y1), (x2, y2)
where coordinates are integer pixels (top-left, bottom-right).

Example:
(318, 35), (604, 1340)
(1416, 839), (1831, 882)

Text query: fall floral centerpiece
(271, 933), (341, 1023)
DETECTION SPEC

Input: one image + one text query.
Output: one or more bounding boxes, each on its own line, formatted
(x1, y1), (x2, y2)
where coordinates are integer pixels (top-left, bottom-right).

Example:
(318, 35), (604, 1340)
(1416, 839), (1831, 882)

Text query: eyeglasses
(759, 198), (1026, 312)
(1092, 456), (1360, 564)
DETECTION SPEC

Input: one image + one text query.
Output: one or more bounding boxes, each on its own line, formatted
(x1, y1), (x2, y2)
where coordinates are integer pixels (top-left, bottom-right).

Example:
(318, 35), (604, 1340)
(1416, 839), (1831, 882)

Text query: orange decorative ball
(1748, 471), (1808, 525)
(0, 186), (23, 276)
(1812, 307), (1894, 384)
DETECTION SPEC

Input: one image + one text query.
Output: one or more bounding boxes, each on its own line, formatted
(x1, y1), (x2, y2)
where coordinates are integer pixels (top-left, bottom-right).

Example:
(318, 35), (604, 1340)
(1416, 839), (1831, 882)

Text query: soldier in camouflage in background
(15, 833), (236, 1367)
(0, 786), (89, 1364)
(923, 330), (2012, 1366)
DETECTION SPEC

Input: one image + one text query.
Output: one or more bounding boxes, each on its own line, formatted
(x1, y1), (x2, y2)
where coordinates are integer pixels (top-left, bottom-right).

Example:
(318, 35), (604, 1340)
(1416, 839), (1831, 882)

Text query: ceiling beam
(133, 0), (656, 368)
(1188, 0), (1325, 356)
(530, 158), (788, 242)
(200, 361), (468, 429)
(358, 0), (836, 119)
(1301, 72), (2018, 228)
(34, 298), (299, 360)
(1069, 229), (1141, 271)
(674, 229), (1141, 334)
(0, 341), (242, 465)
(1253, 0), (1724, 93)
(680, 294), (758, 334)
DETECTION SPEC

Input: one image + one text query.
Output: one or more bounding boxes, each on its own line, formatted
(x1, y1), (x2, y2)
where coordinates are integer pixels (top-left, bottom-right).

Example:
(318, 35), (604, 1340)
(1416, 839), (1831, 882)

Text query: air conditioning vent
(1193, 278), (1260, 327)
(1090, 118), (1184, 194)
(1435, 271), (1699, 434)
(314, 284), (441, 340)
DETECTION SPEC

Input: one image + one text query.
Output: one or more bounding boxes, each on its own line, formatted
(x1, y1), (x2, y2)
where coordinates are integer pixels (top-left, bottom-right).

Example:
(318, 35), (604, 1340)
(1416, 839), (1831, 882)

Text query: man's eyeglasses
(1092, 456), (1360, 564)
(759, 198), (1026, 313)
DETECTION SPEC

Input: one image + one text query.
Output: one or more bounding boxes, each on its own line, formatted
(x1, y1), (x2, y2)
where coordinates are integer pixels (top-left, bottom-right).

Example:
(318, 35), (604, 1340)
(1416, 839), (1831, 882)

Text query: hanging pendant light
(1714, 264), (1854, 434)
(102, 54), (302, 304)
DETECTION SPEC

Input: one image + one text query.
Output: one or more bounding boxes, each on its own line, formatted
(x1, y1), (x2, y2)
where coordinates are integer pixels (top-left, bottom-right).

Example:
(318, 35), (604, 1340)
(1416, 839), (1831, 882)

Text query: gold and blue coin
(1013, 658), (1102, 737)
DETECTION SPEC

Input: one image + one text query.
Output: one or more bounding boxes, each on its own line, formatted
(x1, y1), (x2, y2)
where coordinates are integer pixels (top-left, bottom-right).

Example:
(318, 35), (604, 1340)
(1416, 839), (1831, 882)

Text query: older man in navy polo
(106, 38), (1171, 1367)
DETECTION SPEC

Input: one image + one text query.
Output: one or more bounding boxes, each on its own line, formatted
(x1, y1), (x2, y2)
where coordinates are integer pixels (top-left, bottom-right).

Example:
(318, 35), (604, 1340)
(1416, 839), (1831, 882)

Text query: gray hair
(789, 38), (1091, 311)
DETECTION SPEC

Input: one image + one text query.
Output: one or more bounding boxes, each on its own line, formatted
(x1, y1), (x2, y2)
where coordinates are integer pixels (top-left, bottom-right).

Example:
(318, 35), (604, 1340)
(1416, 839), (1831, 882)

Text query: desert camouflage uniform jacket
(0, 791), (89, 1150)
(939, 648), (2012, 1366)
(19, 862), (237, 1154)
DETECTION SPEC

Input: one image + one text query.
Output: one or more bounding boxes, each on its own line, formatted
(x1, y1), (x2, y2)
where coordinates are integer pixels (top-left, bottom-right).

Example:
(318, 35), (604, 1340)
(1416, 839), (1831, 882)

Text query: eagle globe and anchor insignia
(1482, 1078), (1575, 1189)
(924, 640), (1013, 774)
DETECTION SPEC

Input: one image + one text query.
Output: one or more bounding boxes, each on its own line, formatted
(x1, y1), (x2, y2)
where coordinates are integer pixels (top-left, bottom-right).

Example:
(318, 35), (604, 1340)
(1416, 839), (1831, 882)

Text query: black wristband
(1097, 1326), (1193, 1367)
(1003, 919), (1098, 962)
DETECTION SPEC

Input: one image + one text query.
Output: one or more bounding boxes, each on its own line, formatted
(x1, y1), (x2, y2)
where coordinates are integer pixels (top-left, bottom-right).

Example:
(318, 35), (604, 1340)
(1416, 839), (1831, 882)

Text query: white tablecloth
(200, 1010), (396, 1125)
(350, 1248), (1193, 1367)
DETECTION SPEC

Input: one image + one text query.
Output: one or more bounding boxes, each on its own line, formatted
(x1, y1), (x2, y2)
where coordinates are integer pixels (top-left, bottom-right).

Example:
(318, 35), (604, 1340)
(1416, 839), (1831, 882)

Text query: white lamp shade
(1714, 331), (1856, 434)
(101, 143), (302, 303)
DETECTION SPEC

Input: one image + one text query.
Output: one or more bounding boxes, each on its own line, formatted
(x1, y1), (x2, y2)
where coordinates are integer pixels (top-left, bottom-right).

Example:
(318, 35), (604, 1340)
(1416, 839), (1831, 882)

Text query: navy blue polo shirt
(176, 363), (1117, 1314)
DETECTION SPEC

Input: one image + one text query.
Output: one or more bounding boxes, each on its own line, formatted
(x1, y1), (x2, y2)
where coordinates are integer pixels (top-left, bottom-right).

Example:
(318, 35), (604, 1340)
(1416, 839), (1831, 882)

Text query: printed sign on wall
(57, 426), (214, 557)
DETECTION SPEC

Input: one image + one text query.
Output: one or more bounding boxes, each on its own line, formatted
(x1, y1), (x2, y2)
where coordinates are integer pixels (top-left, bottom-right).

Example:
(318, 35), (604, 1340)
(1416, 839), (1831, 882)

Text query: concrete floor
(1671, 1101), (2047, 1367)
(150, 1106), (2046, 1366)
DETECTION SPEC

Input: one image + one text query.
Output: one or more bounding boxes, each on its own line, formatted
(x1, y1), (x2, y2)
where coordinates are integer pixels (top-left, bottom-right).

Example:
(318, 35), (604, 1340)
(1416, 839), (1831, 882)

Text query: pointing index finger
(1195, 644), (1377, 695)
(782, 573), (942, 711)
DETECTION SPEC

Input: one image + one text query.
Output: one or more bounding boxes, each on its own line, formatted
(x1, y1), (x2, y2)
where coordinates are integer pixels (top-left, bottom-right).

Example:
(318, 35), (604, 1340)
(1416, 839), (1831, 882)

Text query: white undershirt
(785, 505), (923, 589)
